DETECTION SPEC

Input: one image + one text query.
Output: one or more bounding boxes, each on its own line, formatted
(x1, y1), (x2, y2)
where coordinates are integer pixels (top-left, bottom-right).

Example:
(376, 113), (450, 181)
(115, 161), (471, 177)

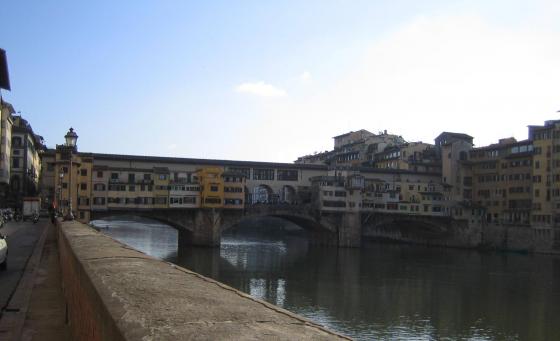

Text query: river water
(91, 216), (560, 340)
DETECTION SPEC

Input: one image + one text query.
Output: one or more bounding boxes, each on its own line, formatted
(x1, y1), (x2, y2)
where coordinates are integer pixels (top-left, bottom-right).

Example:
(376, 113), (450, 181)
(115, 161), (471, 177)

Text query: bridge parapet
(242, 203), (320, 223)
(57, 220), (349, 340)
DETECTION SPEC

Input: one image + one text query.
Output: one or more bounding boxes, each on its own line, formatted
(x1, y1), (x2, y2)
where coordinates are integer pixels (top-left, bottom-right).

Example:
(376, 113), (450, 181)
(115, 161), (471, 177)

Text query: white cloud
(210, 12), (560, 162)
(261, 14), (560, 157)
(235, 81), (287, 97)
(299, 71), (312, 83)
(167, 143), (177, 150)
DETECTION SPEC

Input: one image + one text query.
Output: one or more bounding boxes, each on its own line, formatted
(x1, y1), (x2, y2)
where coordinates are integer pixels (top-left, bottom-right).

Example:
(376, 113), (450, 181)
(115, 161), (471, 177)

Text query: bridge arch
(220, 208), (340, 246)
(90, 210), (197, 234)
(90, 210), (201, 246)
(251, 184), (274, 204)
(280, 185), (297, 204)
(363, 213), (455, 242)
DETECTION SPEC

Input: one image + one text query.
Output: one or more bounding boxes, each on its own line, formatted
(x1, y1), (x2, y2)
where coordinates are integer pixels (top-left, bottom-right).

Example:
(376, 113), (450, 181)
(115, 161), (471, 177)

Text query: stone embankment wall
(56, 220), (348, 341)
(481, 224), (560, 254)
(363, 218), (560, 254)
(362, 218), (481, 248)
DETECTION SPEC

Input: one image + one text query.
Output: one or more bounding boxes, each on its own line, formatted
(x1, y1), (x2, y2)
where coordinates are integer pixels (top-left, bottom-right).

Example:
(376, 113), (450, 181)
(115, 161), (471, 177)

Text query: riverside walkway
(2, 219), (349, 340)
(0, 221), (70, 340)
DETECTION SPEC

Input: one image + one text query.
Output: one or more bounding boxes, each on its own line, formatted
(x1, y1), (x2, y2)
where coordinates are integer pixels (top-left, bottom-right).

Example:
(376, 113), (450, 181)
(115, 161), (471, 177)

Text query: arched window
(252, 185), (273, 204)
(280, 185), (296, 204)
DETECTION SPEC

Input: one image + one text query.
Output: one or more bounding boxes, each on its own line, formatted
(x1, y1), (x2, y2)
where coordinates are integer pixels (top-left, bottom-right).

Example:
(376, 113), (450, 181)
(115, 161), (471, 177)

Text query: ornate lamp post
(58, 169), (64, 215)
(64, 128), (78, 221)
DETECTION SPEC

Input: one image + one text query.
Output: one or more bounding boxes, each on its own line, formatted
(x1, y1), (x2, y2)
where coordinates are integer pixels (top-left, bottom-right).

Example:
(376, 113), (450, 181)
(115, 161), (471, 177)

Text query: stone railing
(56, 220), (348, 340)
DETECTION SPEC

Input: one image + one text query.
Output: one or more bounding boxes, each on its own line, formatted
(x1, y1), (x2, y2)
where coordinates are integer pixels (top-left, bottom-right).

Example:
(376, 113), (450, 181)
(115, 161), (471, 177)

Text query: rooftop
(332, 129), (373, 139)
(472, 139), (531, 151)
(44, 149), (329, 171)
(435, 131), (474, 141)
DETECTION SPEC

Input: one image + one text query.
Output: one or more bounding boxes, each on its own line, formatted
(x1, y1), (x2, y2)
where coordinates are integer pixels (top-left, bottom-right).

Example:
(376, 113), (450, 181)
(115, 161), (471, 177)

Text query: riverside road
(0, 220), (70, 341)
(0, 221), (45, 312)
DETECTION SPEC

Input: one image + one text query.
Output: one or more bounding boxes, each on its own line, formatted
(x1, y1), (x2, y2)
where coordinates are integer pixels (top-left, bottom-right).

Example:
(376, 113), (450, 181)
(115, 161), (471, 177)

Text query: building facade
(35, 119), (560, 254)
(467, 138), (533, 224)
(10, 116), (44, 201)
(296, 129), (407, 167)
(0, 99), (14, 205)
(528, 120), (560, 227)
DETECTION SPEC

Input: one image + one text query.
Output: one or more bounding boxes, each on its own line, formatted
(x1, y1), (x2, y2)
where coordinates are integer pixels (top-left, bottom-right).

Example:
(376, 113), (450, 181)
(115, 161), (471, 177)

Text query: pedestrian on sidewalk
(48, 203), (56, 224)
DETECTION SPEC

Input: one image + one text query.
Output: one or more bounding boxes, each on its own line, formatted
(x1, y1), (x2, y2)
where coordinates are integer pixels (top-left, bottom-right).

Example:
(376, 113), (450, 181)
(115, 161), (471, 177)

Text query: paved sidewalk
(0, 222), (70, 340)
(21, 222), (70, 340)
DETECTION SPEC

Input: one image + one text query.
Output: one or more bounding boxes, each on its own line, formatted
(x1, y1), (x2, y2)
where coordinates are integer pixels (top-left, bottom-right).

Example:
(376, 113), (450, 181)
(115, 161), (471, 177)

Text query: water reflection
(91, 216), (560, 341)
(91, 216), (178, 260)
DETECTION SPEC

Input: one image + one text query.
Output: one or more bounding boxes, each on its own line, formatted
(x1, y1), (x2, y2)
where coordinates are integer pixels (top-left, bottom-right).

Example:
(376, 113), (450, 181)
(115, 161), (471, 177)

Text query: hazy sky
(1, 0), (559, 162)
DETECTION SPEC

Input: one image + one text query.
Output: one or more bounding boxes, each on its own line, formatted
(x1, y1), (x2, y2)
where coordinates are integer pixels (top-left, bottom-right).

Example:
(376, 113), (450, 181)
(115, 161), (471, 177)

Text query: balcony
(108, 179), (154, 185)
(169, 179), (197, 185)
(137, 179), (154, 185)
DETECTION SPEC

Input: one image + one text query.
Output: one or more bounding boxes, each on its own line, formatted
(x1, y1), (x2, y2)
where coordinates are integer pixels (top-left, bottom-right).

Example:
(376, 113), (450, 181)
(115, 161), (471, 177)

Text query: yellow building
(53, 128), (93, 223)
(54, 152), (93, 223)
(105, 168), (156, 210)
(75, 155), (93, 221)
(153, 167), (170, 209)
(222, 171), (246, 209)
(529, 120), (560, 226)
(197, 167), (224, 208)
(467, 138), (533, 224)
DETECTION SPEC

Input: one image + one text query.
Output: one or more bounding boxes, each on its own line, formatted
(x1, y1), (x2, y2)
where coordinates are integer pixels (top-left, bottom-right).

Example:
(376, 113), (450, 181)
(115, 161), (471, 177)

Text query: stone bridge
(90, 205), (363, 248)
(90, 206), (481, 248)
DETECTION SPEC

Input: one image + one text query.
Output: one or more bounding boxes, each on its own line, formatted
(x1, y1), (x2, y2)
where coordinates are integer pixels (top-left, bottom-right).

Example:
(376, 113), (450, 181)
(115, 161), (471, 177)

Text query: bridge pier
(337, 212), (362, 247)
(307, 211), (362, 247)
(179, 209), (222, 247)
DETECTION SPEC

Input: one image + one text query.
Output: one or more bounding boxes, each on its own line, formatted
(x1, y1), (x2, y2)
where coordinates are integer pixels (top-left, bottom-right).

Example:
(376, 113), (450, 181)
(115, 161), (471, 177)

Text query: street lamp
(64, 127), (78, 148)
(64, 128), (78, 221)
(59, 169), (64, 216)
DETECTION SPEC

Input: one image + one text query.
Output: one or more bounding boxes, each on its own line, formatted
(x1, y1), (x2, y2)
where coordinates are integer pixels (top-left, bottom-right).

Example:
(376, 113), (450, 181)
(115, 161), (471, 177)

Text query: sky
(1, 0), (559, 162)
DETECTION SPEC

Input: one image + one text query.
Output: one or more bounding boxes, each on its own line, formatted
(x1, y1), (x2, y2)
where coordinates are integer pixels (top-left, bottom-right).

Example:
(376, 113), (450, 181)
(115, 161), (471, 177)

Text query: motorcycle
(1, 209), (12, 222)
(32, 213), (39, 223)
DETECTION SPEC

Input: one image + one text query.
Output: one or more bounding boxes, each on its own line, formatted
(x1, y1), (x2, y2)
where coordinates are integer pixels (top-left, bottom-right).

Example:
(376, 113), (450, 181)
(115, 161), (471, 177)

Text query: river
(90, 216), (560, 341)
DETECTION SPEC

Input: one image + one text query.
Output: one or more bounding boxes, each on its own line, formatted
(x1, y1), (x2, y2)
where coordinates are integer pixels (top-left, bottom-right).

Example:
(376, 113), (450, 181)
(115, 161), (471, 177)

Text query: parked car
(0, 234), (7, 271)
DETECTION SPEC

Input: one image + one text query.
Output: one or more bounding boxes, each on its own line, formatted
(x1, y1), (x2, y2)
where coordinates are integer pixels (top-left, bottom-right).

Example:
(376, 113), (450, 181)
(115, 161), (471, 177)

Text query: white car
(0, 234), (7, 271)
